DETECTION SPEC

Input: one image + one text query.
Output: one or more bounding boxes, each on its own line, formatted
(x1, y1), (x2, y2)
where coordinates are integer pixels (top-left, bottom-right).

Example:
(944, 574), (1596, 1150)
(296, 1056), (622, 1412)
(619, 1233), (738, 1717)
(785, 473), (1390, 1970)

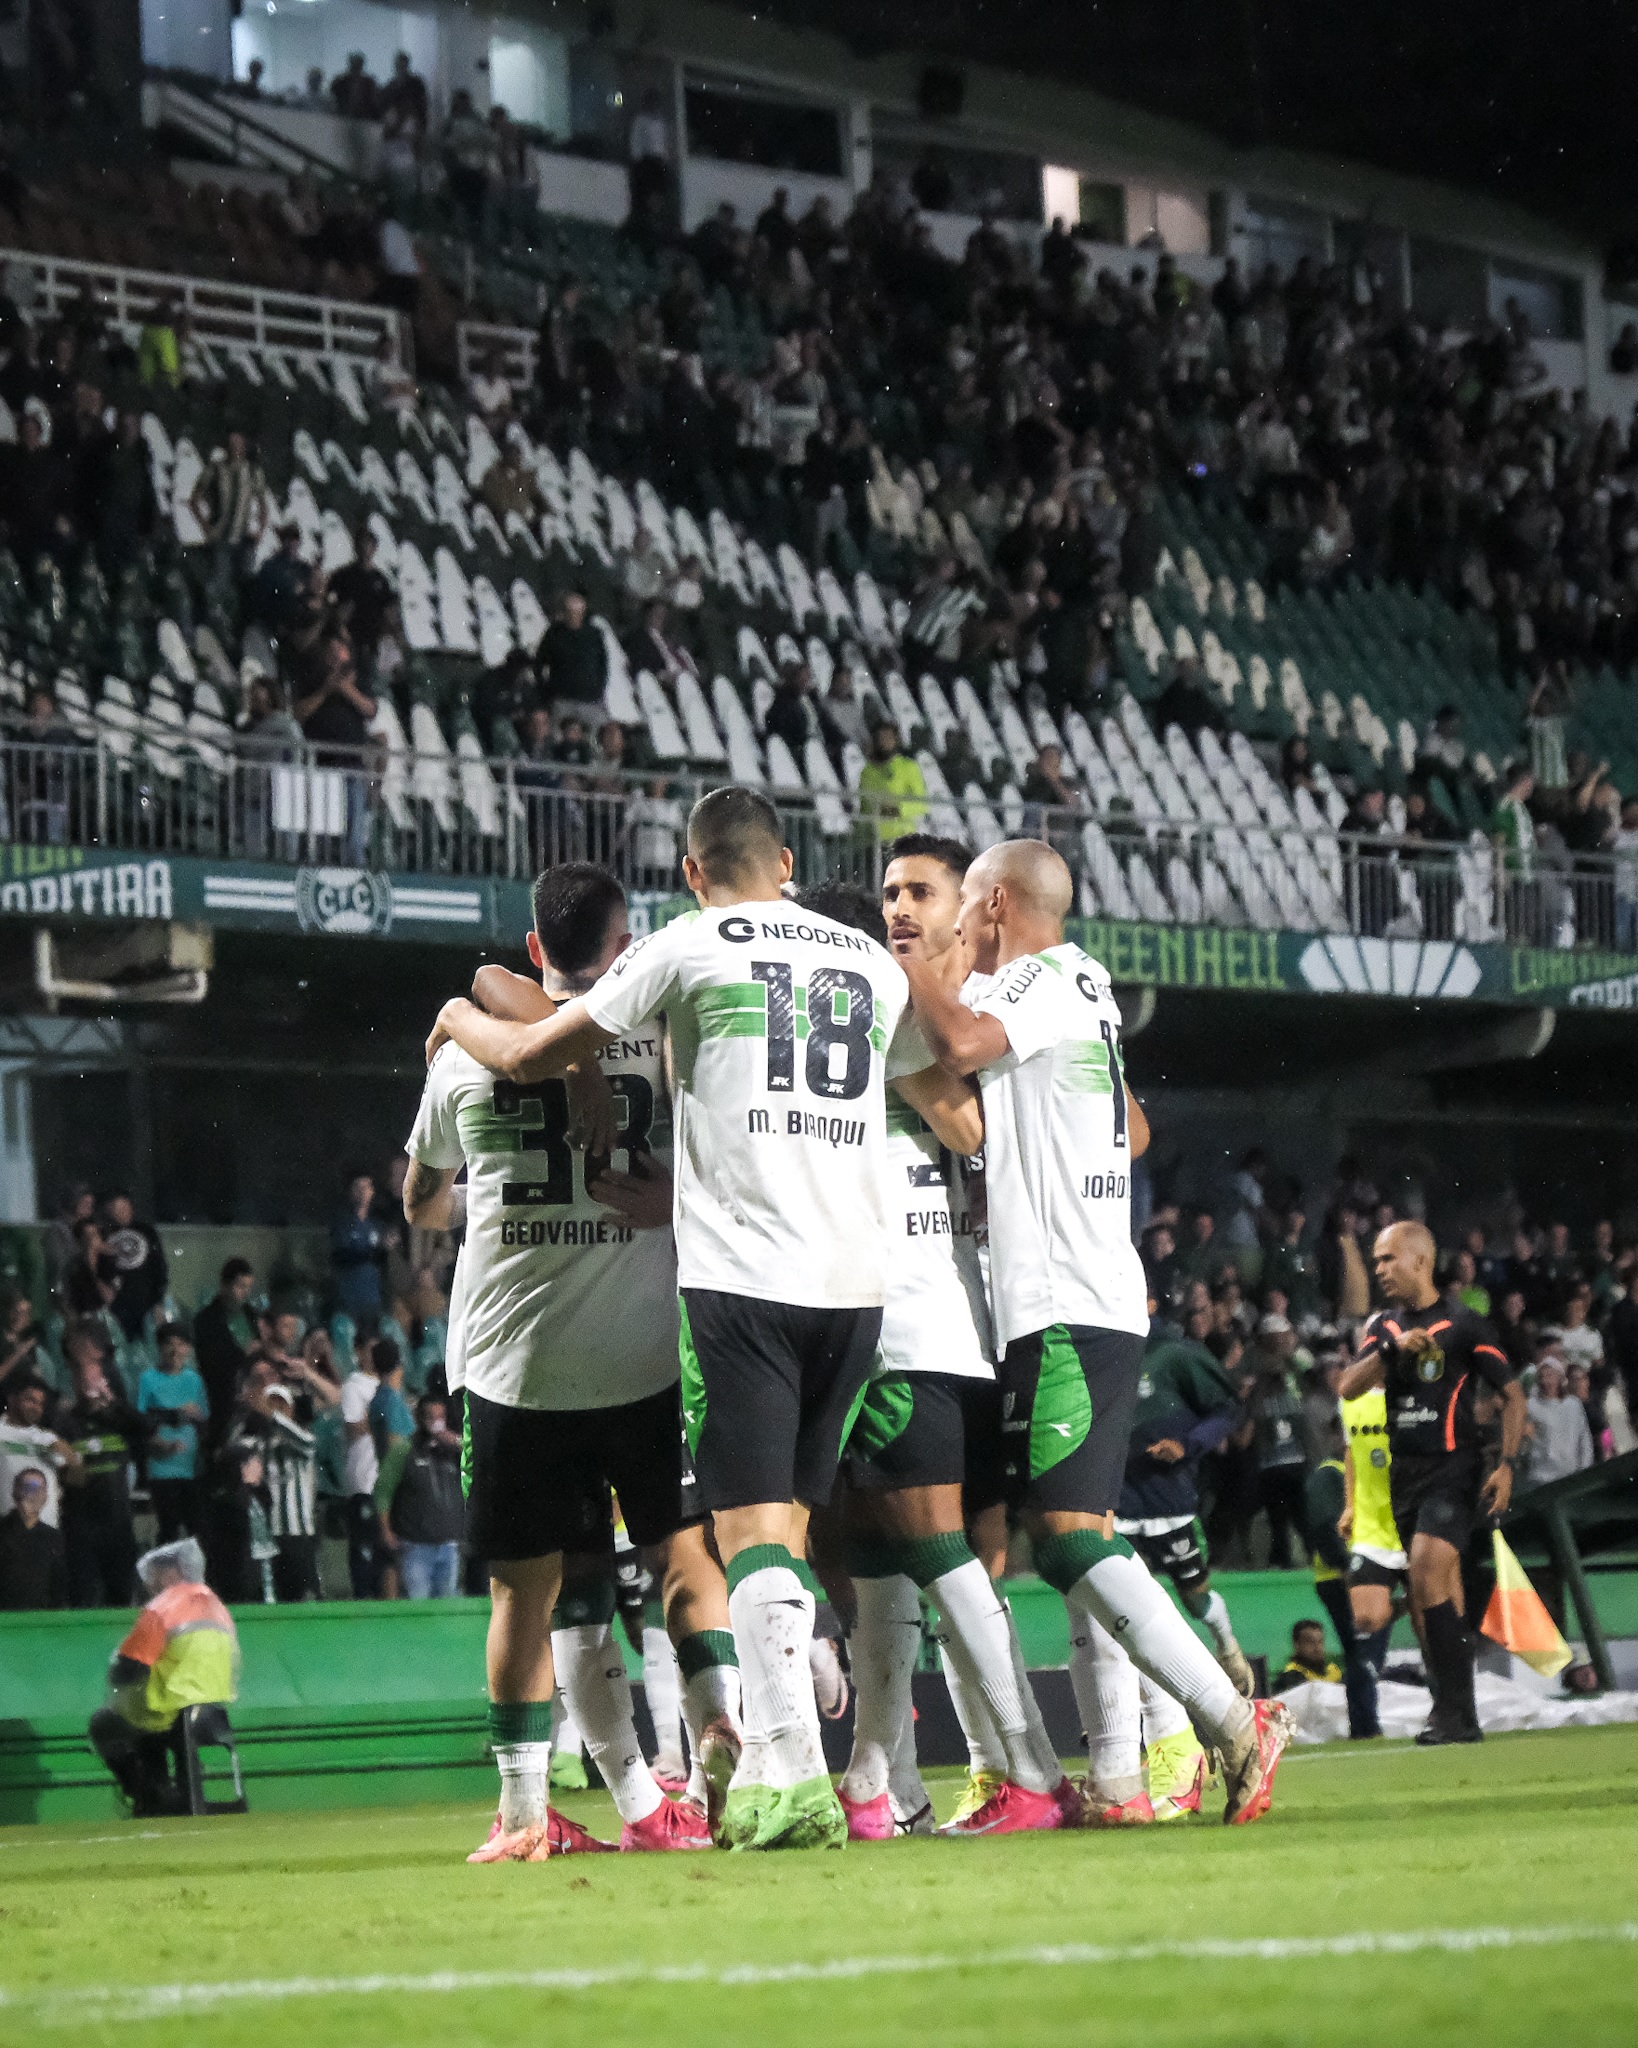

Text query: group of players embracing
(407, 787), (1293, 1859)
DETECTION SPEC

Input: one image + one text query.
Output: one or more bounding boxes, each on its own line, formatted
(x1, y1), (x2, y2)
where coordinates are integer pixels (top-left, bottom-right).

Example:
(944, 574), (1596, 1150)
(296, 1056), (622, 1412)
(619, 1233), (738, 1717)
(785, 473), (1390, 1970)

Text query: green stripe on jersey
(885, 1099), (929, 1138)
(456, 1106), (537, 1154)
(696, 983), (766, 1039)
(1059, 1038), (1115, 1094)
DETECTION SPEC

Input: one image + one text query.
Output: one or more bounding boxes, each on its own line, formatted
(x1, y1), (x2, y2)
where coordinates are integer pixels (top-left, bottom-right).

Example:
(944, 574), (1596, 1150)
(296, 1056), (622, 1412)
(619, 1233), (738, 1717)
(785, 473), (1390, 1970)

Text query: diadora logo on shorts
(720, 916), (756, 943)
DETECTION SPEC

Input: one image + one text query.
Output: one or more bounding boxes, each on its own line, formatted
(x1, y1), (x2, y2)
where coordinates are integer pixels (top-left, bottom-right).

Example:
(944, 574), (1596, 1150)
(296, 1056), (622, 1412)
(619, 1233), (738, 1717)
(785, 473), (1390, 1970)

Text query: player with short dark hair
(530, 864), (629, 981)
(408, 863), (721, 1860)
(802, 859), (1072, 1841)
(428, 790), (980, 1850)
(1341, 1220), (1526, 1745)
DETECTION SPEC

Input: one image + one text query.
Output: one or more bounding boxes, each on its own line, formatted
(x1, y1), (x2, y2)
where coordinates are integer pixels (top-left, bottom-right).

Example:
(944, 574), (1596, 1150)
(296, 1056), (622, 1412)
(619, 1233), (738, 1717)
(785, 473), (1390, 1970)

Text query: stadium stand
(3, 126), (1637, 961)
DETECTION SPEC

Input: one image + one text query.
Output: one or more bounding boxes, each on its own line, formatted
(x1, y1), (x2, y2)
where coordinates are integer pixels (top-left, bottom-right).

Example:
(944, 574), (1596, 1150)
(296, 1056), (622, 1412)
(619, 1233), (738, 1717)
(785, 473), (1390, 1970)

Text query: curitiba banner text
(5, 844), (1638, 1013)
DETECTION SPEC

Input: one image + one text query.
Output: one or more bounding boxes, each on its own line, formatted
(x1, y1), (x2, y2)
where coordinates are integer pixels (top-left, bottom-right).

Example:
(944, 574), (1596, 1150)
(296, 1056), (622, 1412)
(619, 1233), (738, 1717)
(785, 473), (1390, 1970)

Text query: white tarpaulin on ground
(1281, 1671), (1638, 1744)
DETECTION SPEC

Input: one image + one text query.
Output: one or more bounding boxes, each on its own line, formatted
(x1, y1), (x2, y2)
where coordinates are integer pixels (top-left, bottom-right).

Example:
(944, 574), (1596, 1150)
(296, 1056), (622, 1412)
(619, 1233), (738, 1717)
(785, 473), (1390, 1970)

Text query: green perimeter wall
(5, 1573), (1635, 1827)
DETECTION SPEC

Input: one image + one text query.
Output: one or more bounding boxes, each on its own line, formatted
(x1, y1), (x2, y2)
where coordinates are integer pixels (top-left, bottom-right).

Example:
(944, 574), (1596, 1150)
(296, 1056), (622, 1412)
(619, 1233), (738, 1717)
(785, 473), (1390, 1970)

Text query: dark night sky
(730, 0), (1638, 259)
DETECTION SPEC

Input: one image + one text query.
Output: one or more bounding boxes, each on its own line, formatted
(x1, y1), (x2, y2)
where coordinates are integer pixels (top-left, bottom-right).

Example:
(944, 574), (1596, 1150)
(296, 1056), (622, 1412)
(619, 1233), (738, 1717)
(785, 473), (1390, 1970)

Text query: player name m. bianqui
(745, 1108), (868, 1147)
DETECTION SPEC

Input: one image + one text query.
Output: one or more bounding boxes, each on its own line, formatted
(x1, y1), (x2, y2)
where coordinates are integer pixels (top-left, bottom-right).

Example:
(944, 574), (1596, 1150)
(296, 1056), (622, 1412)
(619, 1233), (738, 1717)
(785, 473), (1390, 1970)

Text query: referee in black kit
(1339, 1221), (1527, 1745)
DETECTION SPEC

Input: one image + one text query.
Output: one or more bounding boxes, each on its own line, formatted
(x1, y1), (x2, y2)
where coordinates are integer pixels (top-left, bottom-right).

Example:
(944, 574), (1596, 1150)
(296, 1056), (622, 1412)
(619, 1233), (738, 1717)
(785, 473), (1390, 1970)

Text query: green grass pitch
(2, 1727), (1635, 2048)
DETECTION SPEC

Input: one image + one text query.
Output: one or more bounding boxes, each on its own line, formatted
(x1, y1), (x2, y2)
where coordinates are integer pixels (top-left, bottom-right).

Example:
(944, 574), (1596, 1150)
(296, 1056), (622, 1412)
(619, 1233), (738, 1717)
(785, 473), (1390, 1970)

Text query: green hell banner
(5, 844), (1637, 1009)
(1064, 915), (1638, 1012)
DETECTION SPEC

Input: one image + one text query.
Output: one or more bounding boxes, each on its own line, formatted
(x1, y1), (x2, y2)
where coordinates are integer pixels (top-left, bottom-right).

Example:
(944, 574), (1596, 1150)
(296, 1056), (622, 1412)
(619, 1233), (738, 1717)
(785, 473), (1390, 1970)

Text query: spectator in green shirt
(137, 299), (181, 387)
(1446, 1247), (1491, 1317)
(1490, 761), (1535, 870)
(856, 721), (927, 840)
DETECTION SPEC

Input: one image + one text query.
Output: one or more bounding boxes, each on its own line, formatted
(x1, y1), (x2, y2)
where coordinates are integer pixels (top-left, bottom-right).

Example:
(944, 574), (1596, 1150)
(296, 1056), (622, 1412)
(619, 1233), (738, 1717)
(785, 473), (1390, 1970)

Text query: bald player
(1341, 1221), (1525, 1746)
(901, 840), (1291, 1826)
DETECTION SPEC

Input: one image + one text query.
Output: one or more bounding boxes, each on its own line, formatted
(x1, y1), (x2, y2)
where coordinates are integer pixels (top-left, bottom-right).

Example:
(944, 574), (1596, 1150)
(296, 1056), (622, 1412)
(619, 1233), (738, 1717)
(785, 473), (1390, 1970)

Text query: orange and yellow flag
(1480, 1530), (1573, 1678)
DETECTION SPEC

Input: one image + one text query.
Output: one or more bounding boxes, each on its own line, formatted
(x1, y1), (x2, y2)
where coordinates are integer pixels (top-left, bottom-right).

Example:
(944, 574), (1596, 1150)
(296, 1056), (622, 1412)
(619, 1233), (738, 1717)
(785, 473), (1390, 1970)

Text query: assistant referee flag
(1480, 1530), (1572, 1677)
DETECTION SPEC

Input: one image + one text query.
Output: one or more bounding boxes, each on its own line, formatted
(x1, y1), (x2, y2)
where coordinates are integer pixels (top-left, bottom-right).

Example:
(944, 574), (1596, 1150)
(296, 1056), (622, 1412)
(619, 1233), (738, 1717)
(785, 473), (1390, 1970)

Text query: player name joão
(746, 1108), (868, 1147)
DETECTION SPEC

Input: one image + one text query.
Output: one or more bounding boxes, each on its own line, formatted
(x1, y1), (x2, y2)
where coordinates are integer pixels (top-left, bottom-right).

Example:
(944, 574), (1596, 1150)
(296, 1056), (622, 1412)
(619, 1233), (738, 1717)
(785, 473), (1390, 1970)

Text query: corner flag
(1480, 1530), (1572, 1677)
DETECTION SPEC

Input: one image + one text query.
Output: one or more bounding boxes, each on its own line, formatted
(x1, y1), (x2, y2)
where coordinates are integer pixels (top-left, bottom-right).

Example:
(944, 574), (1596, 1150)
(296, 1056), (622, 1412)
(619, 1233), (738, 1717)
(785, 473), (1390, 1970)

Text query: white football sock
(841, 1574), (921, 1804)
(938, 1636), (1007, 1775)
(495, 1741), (551, 1833)
(642, 1626), (687, 1780)
(1067, 1607), (1143, 1795)
(1202, 1589), (1241, 1655)
(551, 1625), (662, 1825)
(549, 1693), (583, 1761)
(728, 1561), (828, 1789)
(1138, 1670), (1194, 1747)
(888, 1702), (932, 1826)
(680, 1655), (743, 1808)
(927, 1559), (1057, 1794)
(1002, 1594), (1068, 1789)
(1066, 1552), (1251, 1749)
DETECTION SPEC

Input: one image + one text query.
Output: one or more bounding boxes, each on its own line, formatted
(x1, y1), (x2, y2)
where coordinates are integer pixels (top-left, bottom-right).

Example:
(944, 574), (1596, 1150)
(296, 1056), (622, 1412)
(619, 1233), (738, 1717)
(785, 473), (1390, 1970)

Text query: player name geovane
(746, 1107), (869, 1147)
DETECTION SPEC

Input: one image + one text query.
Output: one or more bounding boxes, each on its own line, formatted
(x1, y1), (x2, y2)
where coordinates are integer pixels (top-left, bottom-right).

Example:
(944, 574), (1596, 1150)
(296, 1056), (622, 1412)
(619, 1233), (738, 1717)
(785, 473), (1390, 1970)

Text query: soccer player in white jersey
(408, 864), (727, 1861)
(428, 788), (980, 1850)
(900, 840), (1292, 1826)
(796, 869), (1073, 1840)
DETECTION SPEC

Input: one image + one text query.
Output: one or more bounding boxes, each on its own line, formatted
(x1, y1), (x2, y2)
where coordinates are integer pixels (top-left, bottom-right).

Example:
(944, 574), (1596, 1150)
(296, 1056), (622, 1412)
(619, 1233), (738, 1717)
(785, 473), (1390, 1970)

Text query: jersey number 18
(750, 962), (874, 1102)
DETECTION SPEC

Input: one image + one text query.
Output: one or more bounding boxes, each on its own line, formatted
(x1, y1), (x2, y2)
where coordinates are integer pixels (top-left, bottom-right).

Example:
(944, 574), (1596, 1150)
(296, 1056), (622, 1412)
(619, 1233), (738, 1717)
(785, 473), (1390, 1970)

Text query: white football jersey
(582, 902), (930, 1309)
(878, 1098), (993, 1379)
(968, 942), (1149, 1350)
(407, 1031), (678, 1410)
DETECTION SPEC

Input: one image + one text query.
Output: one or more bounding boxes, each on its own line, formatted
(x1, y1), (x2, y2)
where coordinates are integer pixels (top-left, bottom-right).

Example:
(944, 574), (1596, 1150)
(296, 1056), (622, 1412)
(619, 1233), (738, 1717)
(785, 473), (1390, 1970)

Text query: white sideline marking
(6, 1923), (1636, 2024)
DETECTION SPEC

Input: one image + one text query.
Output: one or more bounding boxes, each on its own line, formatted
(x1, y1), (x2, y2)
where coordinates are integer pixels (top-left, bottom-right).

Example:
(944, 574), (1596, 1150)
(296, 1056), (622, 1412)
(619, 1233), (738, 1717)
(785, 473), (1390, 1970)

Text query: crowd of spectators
(7, 129), (1638, 925)
(1139, 1151), (1638, 1569)
(2, 1146), (1633, 1612)
(498, 176), (1638, 874)
(0, 1164), (461, 1613)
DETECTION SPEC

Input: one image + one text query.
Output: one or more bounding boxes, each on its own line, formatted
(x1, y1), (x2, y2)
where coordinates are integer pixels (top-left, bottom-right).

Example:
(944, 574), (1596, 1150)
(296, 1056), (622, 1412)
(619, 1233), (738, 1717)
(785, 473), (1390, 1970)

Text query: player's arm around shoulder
(893, 1065), (984, 1156)
(899, 952), (1009, 1077)
(429, 994), (615, 1085)
(472, 964), (555, 1023)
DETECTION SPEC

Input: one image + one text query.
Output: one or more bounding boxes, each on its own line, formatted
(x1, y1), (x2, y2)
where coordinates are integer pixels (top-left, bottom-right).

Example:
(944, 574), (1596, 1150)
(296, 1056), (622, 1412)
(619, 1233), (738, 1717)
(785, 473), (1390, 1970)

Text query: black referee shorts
(1389, 1451), (1481, 1557)
(462, 1382), (697, 1565)
(998, 1323), (1145, 1517)
(845, 1370), (1005, 1516)
(678, 1288), (881, 1513)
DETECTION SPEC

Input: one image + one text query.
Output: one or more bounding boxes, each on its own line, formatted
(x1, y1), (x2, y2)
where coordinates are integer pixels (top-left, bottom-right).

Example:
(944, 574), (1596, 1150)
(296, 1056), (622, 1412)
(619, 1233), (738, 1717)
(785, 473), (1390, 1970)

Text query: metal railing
(456, 318), (538, 388)
(4, 735), (1635, 956)
(0, 247), (403, 365)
